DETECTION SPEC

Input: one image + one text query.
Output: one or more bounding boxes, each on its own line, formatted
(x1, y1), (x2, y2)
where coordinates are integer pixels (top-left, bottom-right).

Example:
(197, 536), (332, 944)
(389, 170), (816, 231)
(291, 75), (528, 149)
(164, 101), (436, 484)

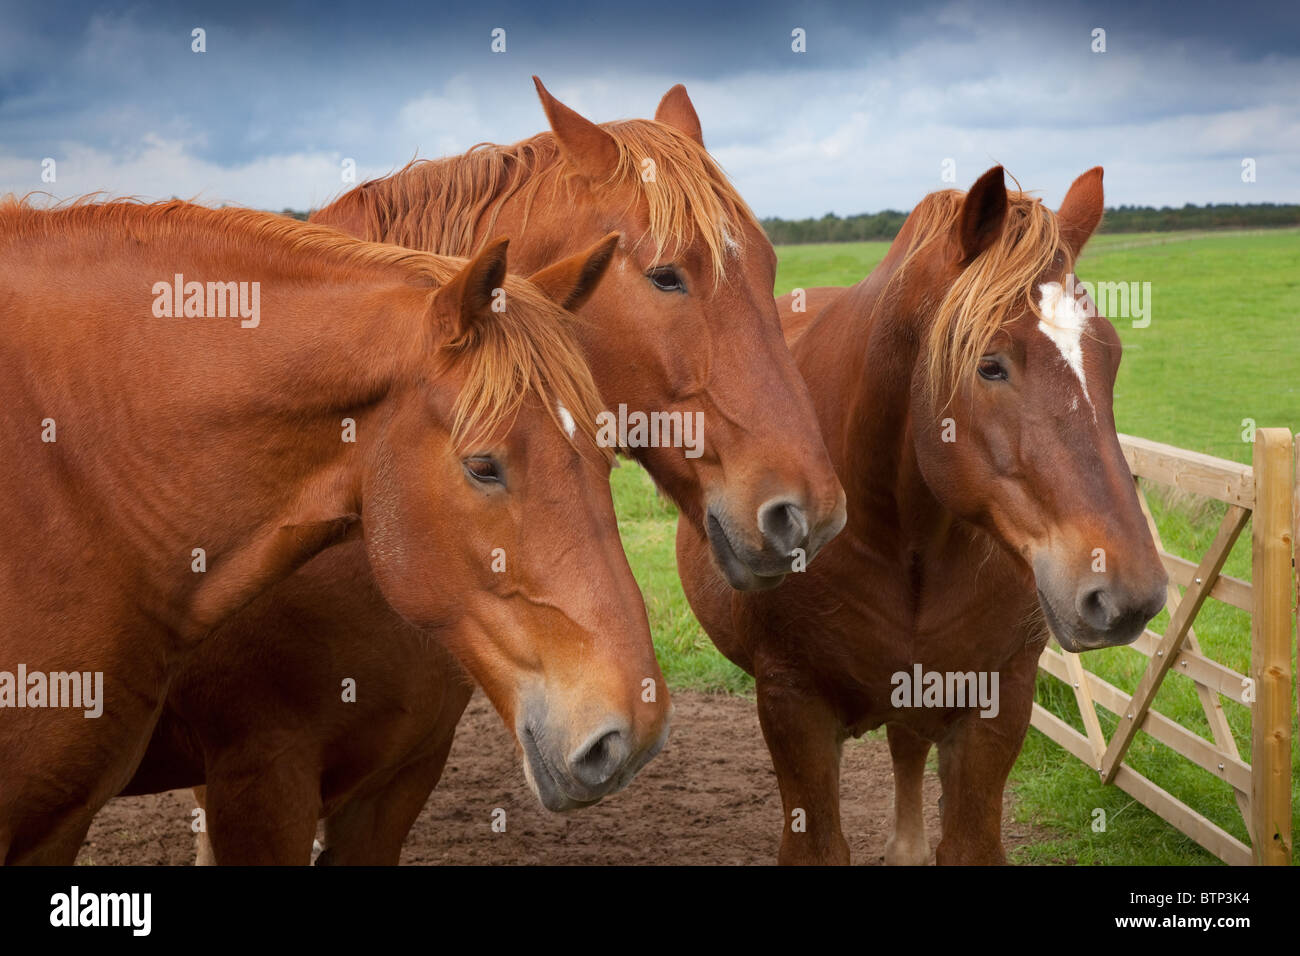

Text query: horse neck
(23, 229), (428, 634)
(164, 277), (426, 633)
(798, 249), (946, 551)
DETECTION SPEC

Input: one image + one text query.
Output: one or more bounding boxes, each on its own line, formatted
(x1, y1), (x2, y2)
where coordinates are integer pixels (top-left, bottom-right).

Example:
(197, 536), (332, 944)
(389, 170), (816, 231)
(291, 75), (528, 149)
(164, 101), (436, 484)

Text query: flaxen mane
(326, 118), (760, 284)
(878, 187), (1067, 410)
(0, 195), (611, 459)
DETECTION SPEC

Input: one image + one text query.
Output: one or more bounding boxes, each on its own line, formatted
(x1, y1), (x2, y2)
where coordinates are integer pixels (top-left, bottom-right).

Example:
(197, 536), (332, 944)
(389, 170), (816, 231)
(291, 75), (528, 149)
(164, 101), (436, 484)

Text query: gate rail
(1030, 428), (1294, 865)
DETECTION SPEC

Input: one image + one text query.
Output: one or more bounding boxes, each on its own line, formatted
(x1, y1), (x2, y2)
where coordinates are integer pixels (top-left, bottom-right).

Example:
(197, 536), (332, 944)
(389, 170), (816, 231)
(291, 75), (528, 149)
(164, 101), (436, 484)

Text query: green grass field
(613, 227), (1299, 865)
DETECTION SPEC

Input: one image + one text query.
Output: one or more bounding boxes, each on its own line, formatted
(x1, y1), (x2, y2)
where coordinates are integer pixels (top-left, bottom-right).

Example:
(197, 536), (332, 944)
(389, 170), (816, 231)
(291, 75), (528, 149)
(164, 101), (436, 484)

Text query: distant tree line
(273, 202), (1300, 242)
(759, 203), (1300, 245)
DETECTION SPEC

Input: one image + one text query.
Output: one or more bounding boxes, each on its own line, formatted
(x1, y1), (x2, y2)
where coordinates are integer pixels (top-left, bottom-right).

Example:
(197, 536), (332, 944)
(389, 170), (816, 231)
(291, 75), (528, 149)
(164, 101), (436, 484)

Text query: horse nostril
(1077, 586), (1120, 631)
(757, 498), (809, 555)
(568, 725), (631, 790)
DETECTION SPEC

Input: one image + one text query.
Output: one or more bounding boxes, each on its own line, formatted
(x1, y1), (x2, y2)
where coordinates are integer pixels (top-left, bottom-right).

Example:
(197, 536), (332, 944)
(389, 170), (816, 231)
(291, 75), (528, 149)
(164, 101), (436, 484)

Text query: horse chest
(831, 544), (1040, 732)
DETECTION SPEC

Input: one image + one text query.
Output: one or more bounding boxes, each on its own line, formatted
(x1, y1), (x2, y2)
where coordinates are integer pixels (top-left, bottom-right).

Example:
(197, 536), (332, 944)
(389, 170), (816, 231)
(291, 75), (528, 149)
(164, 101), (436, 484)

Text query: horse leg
(5, 751), (139, 865)
(318, 743), (454, 866)
(755, 667), (849, 865)
(317, 684), (470, 866)
(191, 786), (216, 865)
(884, 723), (932, 865)
(203, 752), (320, 865)
(12, 819), (94, 865)
(933, 661), (1035, 865)
(0, 647), (168, 865)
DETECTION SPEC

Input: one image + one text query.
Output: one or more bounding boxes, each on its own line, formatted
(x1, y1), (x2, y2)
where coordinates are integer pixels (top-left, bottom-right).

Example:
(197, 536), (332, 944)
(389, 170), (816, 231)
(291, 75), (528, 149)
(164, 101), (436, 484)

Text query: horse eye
(463, 457), (503, 485)
(977, 358), (1008, 382)
(647, 266), (684, 293)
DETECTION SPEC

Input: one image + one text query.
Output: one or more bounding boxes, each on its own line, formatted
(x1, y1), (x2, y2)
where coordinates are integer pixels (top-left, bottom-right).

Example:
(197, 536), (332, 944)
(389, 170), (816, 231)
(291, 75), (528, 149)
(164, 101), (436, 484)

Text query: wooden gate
(1030, 428), (1294, 865)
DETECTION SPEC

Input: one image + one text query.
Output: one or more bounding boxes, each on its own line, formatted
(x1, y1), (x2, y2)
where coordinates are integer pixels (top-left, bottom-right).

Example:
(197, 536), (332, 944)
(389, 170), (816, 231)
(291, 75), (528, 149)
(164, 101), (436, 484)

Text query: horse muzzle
(1034, 556), (1168, 652)
(517, 705), (671, 812)
(705, 492), (846, 591)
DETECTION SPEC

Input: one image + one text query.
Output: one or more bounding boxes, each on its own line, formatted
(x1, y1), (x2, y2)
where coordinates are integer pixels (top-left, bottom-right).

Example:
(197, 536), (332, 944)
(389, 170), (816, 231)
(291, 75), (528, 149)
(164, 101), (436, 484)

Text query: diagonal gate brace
(1099, 503), (1250, 784)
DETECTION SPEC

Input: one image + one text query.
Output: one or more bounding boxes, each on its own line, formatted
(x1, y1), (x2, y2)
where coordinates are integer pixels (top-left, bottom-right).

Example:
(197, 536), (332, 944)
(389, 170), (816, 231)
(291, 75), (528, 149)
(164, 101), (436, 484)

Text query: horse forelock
(593, 119), (758, 285)
(433, 274), (614, 466)
(880, 187), (1068, 411)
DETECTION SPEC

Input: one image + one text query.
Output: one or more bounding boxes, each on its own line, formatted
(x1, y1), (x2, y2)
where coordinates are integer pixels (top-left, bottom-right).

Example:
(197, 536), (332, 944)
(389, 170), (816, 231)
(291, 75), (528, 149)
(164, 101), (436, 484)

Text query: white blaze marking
(721, 226), (739, 254)
(1037, 282), (1093, 411)
(557, 402), (576, 439)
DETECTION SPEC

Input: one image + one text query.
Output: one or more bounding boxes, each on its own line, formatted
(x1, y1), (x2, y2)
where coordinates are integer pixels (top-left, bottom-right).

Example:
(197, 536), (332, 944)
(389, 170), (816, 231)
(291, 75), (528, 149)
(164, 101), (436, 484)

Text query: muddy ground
(79, 690), (1055, 865)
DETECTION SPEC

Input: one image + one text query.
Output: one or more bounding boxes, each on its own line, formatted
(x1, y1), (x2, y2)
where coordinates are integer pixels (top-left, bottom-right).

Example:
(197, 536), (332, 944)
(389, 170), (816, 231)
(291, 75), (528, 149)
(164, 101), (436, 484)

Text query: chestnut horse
(0, 199), (670, 864)
(312, 77), (846, 579)
(124, 79), (845, 864)
(677, 166), (1169, 864)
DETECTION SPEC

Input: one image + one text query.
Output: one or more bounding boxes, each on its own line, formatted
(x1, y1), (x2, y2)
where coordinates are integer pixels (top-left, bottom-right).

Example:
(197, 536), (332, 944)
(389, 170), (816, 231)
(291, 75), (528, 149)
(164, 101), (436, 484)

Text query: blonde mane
(881, 188), (1067, 410)
(0, 195), (611, 461)
(327, 118), (761, 284)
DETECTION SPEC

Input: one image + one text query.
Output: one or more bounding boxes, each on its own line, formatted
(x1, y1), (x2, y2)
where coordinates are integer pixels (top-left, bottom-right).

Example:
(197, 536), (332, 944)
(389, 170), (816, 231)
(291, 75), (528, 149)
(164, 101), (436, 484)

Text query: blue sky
(1, 0), (1296, 216)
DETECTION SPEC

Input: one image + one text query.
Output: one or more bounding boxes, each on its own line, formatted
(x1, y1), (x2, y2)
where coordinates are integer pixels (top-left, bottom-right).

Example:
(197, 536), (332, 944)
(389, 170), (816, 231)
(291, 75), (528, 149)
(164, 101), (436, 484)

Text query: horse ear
(654, 84), (704, 146)
(958, 165), (1008, 263)
(1058, 166), (1105, 258)
(528, 233), (620, 312)
(434, 236), (510, 339)
(533, 76), (620, 181)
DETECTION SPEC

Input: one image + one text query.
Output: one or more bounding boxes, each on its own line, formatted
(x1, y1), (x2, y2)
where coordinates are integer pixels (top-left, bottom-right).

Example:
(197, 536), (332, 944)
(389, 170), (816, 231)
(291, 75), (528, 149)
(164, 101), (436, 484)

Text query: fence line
(1030, 428), (1294, 865)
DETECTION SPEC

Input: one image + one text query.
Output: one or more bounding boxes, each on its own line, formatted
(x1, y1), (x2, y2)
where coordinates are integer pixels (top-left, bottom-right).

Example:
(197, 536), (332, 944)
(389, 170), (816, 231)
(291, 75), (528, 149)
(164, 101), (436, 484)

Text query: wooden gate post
(1250, 428), (1293, 865)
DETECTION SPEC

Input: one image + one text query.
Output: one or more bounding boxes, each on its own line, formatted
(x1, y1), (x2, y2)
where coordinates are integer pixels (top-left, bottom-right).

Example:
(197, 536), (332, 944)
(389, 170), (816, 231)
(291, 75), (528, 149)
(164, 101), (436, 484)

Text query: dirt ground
(79, 690), (1054, 865)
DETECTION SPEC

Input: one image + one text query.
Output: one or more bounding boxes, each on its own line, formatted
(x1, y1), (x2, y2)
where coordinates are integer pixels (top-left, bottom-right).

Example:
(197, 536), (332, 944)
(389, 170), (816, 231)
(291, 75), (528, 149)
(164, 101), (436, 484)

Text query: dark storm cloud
(1, 0), (1296, 213)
